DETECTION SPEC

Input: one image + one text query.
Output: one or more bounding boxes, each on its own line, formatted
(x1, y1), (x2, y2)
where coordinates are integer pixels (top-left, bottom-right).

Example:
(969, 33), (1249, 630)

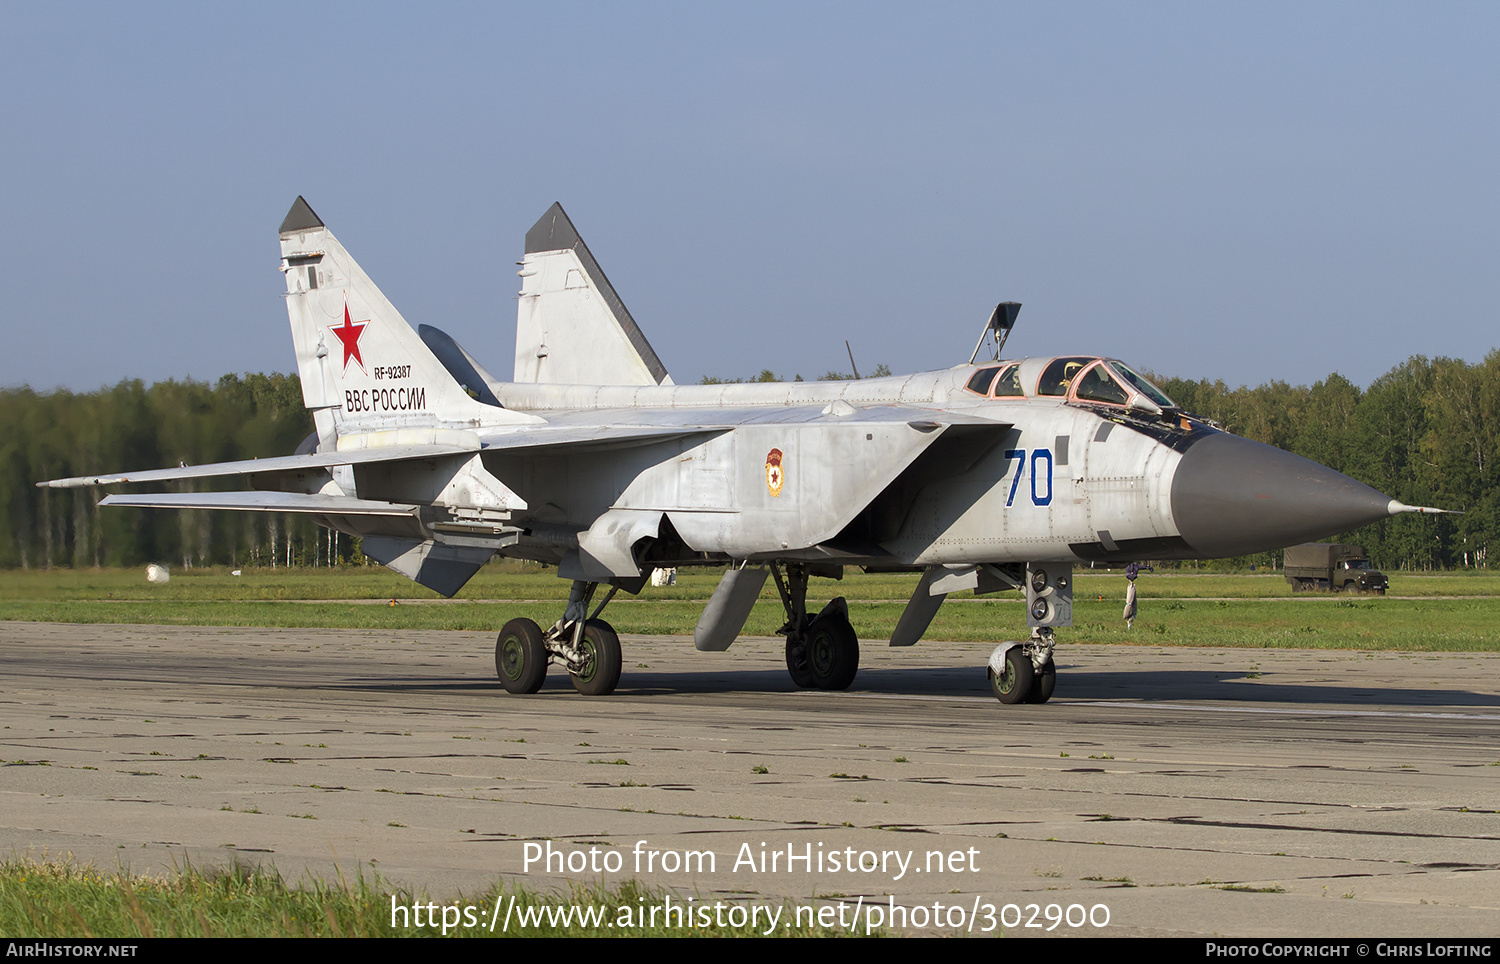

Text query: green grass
(0, 858), (864, 938)
(5, 565), (1496, 603)
(1, 566), (1498, 650)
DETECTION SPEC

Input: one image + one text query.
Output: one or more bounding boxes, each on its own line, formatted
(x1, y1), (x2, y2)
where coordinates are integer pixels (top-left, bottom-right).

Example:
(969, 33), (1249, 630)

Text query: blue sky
(3, 2), (1497, 393)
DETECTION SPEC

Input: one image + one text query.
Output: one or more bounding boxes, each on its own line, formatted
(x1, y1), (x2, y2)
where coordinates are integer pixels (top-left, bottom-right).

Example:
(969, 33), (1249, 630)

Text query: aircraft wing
(41, 402), (1010, 588)
(37, 406), (993, 490)
(36, 425), (722, 489)
(97, 491), (420, 516)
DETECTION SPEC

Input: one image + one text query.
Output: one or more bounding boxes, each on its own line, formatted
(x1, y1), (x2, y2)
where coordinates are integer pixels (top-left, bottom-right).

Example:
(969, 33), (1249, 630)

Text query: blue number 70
(1003, 448), (1053, 507)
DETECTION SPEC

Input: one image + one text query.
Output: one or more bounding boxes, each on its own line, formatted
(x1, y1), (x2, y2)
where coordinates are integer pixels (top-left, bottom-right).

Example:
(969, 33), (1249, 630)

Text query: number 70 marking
(1003, 448), (1053, 507)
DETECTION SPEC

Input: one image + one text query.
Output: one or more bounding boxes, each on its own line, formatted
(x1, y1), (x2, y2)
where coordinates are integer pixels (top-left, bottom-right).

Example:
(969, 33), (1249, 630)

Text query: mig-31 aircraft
(40, 198), (1446, 703)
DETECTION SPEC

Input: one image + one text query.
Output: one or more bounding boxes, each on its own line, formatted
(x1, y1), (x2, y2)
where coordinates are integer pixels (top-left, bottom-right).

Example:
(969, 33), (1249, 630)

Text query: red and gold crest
(765, 448), (784, 497)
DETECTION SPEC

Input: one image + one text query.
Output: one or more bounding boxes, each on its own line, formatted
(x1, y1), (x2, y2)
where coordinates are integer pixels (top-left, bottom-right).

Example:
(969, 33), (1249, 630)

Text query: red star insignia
(330, 304), (367, 373)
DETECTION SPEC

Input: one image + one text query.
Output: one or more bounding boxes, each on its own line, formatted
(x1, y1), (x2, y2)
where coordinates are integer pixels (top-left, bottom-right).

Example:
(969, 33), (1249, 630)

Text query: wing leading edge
(36, 424), (726, 490)
(97, 491), (419, 516)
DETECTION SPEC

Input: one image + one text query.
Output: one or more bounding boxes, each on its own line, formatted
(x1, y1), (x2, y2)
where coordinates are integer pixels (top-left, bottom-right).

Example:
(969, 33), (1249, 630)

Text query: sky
(2, 2), (1497, 394)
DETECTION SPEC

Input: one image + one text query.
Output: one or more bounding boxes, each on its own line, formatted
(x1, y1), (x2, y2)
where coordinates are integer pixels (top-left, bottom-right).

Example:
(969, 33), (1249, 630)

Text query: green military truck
(1284, 543), (1388, 594)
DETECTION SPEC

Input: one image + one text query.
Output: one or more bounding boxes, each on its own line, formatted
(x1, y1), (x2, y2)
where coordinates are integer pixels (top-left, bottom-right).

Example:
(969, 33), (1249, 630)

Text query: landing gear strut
(493, 579), (624, 696)
(771, 563), (859, 690)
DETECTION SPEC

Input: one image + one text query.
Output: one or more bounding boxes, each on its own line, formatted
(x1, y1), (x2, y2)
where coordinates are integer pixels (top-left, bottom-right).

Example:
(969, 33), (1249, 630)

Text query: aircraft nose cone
(1170, 432), (1394, 558)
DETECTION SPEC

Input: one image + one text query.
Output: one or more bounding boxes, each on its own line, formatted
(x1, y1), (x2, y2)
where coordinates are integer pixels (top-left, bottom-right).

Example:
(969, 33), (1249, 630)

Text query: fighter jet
(39, 198), (1447, 703)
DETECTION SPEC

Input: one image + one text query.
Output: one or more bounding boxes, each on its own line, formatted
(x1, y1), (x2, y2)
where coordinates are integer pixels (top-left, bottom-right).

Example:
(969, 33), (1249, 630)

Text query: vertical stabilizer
(279, 197), (538, 432)
(515, 203), (672, 386)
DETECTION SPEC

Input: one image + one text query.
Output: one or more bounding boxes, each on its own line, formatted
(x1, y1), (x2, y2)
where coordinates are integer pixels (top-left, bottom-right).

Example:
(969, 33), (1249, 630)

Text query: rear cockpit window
(1037, 357), (1092, 396)
(966, 366), (1000, 395)
(1073, 363), (1130, 406)
(992, 364), (1023, 396)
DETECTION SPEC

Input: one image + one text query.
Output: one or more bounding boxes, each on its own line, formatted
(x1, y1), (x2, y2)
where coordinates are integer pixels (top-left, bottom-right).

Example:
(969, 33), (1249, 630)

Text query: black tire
(496, 618), (547, 694)
(805, 614), (859, 690)
(570, 619), (622, 696)
(785, 637), (816, 688)
(989, 647), (1034, 704)
(1025, 660), (1056, 704)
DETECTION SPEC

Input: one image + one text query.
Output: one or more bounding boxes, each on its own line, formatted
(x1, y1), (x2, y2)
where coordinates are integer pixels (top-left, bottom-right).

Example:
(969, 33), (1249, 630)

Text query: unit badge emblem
(765, 448), (784, 497)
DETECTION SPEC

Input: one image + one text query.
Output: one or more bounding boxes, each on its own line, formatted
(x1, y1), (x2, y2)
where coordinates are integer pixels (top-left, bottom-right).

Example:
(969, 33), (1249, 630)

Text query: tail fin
(278, 197), (530, 432)
(515, 202), (672, 386)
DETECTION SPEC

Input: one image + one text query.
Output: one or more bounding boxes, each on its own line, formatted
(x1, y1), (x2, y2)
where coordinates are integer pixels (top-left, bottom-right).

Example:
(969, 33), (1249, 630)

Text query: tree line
(0, 374), (318, 570)
(1, 351), (1494, 571)
(1154, 352), (1497, 571)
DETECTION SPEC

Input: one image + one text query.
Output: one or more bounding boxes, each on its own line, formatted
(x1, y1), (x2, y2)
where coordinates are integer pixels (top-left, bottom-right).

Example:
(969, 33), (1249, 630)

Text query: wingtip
(279, 196), (324, 235)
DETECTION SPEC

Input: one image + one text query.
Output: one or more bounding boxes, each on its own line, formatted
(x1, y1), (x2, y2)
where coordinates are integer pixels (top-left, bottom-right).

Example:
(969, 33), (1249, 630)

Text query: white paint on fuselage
(481, 361), (1191, 567)
(492, 368), (960, 414)
(886, 400), (1184, 565)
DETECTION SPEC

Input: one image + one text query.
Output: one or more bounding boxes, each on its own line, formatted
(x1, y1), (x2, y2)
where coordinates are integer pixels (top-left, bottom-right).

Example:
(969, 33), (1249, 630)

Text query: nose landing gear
(987, 629), (1056, 705)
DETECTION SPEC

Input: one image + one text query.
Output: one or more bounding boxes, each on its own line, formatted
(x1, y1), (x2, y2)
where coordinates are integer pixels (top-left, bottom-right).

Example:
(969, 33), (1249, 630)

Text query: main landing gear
(987, 628), (1057, 705)
(771, 563), (859, 690)
(495, 580), (623, 696)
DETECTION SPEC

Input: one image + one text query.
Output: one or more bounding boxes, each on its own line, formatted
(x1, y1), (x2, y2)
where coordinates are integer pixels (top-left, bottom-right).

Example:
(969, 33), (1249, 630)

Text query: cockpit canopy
(964, 356), (1177, 413)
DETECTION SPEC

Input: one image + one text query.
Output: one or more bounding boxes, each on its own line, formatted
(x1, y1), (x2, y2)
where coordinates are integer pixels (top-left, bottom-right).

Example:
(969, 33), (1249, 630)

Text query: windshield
(1108, 361), (1177, 408)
